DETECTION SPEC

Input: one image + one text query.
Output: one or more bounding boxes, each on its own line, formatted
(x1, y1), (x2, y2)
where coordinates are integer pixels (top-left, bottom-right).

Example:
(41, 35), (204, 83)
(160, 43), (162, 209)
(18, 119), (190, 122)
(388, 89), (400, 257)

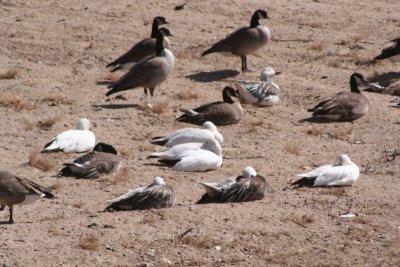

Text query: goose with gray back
(374, 37), (400, 63)
(106, 16), (171, 72)
(106, 27), (174, 97)
(104, 177), (175, 211)
(307, 73), (371, 122)
(0, 171), (54, 223)
(43, 118), (95, 153)
(59, 143), (122, 179)
(202, 9), (271, 72)
(177, 86), (243, 126)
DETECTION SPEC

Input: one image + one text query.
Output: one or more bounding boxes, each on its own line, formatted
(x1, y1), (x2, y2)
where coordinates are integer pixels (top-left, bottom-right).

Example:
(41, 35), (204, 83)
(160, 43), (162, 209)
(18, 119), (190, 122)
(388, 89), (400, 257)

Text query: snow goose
(106, 16), (171, 72)
(158, 137), (222, 172)
(148, 142), (203, 160)
(307, 73), (370, 121)
(0, 171), (55, 223)
(374, 37), (400, 63)
(59, 143), (122, 179)
(106, 27), (174, 97)
(177, 86), (243, 126)
(43, 118), (95, 153)
(202, 9), (271, 72)
(104, 177), (175, 211)
(151, 121), (223, 147)
(292, 154), (359, 187)
(234, 67), (281, 106)
(197, 166), (267, 203)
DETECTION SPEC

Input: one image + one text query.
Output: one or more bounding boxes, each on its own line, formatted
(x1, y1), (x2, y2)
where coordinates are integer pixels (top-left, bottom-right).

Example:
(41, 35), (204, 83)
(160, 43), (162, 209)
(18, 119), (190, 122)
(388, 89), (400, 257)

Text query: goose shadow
(96, 80), (115, 86)
(92, 103), (140, 110)
(185, 69), (240, 83)
(298, 117), (342, 124)
(368, 71), (400, 87)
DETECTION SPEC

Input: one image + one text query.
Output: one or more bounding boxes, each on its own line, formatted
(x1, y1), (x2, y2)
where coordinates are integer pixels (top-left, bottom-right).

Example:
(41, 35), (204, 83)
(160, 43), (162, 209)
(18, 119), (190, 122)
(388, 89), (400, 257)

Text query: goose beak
(274, 71), (282, 75)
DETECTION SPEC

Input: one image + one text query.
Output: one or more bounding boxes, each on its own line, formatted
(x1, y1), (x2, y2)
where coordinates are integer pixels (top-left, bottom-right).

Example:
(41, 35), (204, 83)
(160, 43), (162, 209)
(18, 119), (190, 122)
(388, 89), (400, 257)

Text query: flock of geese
(1, 9), (399, 223)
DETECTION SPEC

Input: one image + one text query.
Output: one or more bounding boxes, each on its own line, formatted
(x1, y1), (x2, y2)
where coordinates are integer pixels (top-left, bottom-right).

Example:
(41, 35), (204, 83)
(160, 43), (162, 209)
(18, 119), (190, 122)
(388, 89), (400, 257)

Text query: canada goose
(234, 67), (281, 106)
(106, 27), (174, 97)
(104, 176), (175, 211)
(292, 154), (359, 187)
(197, 166), (267, 204)
(202, 9), (271, 72)
(43, 118), (95, 153)
(106, 16), (171, 72)
(59, 143), (122, 179)
(0, 171), (54, 223)
(307, 73), (371, 121)
(177, 86), (243, 126)
(374, 37), (400, 63)
(158, 137), (222, 172)
(151, 121), (223, 147)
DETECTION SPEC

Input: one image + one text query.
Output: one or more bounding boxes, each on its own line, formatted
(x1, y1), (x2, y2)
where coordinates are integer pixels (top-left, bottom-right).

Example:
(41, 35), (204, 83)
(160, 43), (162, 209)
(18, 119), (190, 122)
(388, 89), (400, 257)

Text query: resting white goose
(292, 154), (359, 187)
(104, 176), (175, 211)
(197, 166), (268, 203)
(148, 142), (203, 160)
(234, 67), (281, 106)
(43, 118), (95, 153)
(151, 121), (223, 147)
(157, 137), (222, 172)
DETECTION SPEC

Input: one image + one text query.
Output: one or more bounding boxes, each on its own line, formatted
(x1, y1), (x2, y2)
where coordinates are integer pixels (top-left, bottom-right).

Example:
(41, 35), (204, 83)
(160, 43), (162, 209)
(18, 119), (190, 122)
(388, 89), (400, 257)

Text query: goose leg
(241, 56), (252, 72)
(149, 88), (155, 97)
(0, 205), (4, 211)
(144, 88), (148, 96)
(8, 206), (14, 224)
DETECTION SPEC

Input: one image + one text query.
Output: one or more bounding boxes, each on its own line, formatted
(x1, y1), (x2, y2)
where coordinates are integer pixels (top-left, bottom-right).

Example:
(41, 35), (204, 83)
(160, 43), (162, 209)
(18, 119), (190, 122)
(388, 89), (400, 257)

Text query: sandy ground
(1, 0), (400, 266)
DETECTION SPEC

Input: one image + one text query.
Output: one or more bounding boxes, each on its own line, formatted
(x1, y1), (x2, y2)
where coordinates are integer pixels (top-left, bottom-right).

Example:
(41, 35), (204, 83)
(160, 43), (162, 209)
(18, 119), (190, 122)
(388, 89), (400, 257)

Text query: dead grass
(308, 42), (325, 52)
(79, 234), (100, 251)
(49, 182), (64, 191)
(103, 72), (119, 82)
(180, 232), (219, 249)
(144, 100), (169, 115)
(312, 196), (335, 206)
(28, 150), (55, 172)
(0, 69), (18, 79)
(119, 148), (132, 159)
(24, 115), (60, 131)
(284, 142), (301, 156)
(42, 95), (73, 105)
(177, 88), (198, 100)
(338, 35), (363, 46)
(141, 214), (158, 225)
(306, 125), (351, 141)
(110, 167), (128, 185)
(289, 213), (314, 228)
(319, 187), (346, 196)
(0, 95), (35, 111)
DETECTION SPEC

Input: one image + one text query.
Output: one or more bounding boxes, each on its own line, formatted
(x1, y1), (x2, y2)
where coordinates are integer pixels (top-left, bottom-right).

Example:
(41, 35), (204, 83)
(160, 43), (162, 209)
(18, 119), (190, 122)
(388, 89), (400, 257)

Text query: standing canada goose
(158, 137), (222, 172)
(0, 171), (55, 223)
(106, 27), (174, 97)
(292, 154), (359, 187)
(151, 121), (223, 147)
(177, 86), (243, 126)
(43, 118), (95, 153)
(307, 73), (371, 121)
(234, 67), (281, 106)
(202, 9), (271, 72)
(104, 176), (175, 211)
(59, 143), (122, 179)
(374, 37), (400, 63)
(106, 16), (171, 72)
(197, 166), (268, 204)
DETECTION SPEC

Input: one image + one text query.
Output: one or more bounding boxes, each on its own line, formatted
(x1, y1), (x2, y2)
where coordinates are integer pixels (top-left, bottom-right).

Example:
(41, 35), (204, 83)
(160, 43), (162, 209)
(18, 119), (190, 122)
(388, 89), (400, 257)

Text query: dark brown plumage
(374, 37), (400, 62)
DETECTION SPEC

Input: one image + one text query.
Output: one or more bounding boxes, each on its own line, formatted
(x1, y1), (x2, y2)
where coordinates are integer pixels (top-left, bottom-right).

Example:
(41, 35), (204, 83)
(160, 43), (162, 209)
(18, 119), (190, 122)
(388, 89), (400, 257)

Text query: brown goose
(0, 171), (54, 223)
(104, 177), (175, 211)
(177, 86), (243, 126)
(59, 143), (122, 179)
(106, 27), (174, 97)
(374, 37), (400, 63)
(202, 9), (271, 72)
(307, 73), (370, 122)
(106, 16), (170, 72)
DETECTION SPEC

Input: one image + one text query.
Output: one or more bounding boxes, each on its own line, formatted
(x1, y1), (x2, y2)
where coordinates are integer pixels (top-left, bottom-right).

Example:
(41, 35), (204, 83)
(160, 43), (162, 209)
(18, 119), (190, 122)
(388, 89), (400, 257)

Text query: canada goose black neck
(94, 143), (118, 155)
(350, 73), (363, 93)
(222, 86), (237, 104)
(250, 9), (268, 28)
(155, 31), (165, 56)
(151, 16), (166, 38)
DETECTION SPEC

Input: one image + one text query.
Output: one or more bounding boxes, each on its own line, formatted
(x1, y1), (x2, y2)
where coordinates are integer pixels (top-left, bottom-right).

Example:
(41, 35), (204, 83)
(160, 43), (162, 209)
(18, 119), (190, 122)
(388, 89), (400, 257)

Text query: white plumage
(43, 118), (95, 153)
(149, 142), (203, 160)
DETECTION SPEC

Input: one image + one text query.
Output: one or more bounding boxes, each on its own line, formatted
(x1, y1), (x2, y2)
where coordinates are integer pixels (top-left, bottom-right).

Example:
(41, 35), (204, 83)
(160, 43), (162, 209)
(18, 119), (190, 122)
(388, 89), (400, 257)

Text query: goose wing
(220, 175), (267, 203)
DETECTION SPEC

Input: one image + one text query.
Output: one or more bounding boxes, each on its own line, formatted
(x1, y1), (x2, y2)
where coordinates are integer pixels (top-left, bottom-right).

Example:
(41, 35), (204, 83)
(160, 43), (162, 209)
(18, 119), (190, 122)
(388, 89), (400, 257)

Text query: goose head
(155, 28), (173, 55)
(158, 27), (173, 38)
(201, 121), (224, 144)
(93, 143), (118, 155)
(203, 137), (222, 156)
(337, 154), (352, 166)
(242, 166), (257, 178)
(350, 73), (369, 93)
(152, 176), (166, 186)
(76, 118), (91, 130)
(260, 67), (281, 81)
(250, 9), (270, 28)
(222, 86), (240, 104)
(151, 16), (169, 38)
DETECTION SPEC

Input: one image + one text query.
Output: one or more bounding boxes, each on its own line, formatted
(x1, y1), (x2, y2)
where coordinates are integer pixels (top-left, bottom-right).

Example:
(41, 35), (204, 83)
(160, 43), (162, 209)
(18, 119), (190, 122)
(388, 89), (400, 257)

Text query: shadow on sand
(185, 69), (240, 83)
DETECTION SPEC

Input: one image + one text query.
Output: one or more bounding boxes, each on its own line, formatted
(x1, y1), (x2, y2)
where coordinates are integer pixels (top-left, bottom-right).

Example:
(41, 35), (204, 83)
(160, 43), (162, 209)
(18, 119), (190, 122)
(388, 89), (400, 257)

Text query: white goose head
(76, 118), (91, 130)
(260, 67), (281, 81)
(242, 166), (257, 178)
(338, 154), (352, 165)
(153, 176), (166, 186)
(201, 121), (224, 144)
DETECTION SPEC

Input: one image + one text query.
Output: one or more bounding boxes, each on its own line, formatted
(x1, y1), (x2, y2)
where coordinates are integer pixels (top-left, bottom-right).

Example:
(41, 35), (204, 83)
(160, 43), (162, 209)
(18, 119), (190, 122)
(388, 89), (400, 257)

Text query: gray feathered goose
(307, 73), (371, 122)
(59, 143), (122, 179)
(0, 171), (54, 223)
(106, 16), (171, 72)
(104, 177), (175, 211)
(177, 86), (243, 126)
(374, 37), (400, 63)
(196, 167), (268, 204)
(202, 9), (271, 72)
(106, 27), (174, 97)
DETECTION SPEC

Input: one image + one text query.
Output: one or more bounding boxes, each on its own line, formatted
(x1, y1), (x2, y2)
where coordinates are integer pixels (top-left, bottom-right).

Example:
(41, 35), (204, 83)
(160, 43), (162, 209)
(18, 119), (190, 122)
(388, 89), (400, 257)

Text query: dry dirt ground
(1, 0), (400, 266)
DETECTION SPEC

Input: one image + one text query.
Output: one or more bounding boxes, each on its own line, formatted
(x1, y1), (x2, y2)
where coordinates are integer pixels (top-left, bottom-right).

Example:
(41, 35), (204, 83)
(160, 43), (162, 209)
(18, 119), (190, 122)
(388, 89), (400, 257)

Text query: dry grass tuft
(181, 233), (219, 249)
(284, 142), (301, 156)
(24, 115), (59, 131)
(177, 88), (198, 100)
(306, 126), (324, 136)
(0, 69), (18, 79)
(312, 196), (335, 205)
(119, 148), (132, 159)
(79, 234), (100, 251)
(28, 151), (55, 172)
(308, 42), (325, 52)
(110, 167), (128, 185)
(0, 95), (35, 111)
(141, 213), (158, 225)
(144, 100), (169, 115)
(306, 125), (350, 141)
(319, 187), (346, 196)
(49, 182), (64, 191)
(328, 126), (350, 141)
(103, 72), (119, 82)
(289, 213), (314, 228)
(42, 95), (73, 105)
